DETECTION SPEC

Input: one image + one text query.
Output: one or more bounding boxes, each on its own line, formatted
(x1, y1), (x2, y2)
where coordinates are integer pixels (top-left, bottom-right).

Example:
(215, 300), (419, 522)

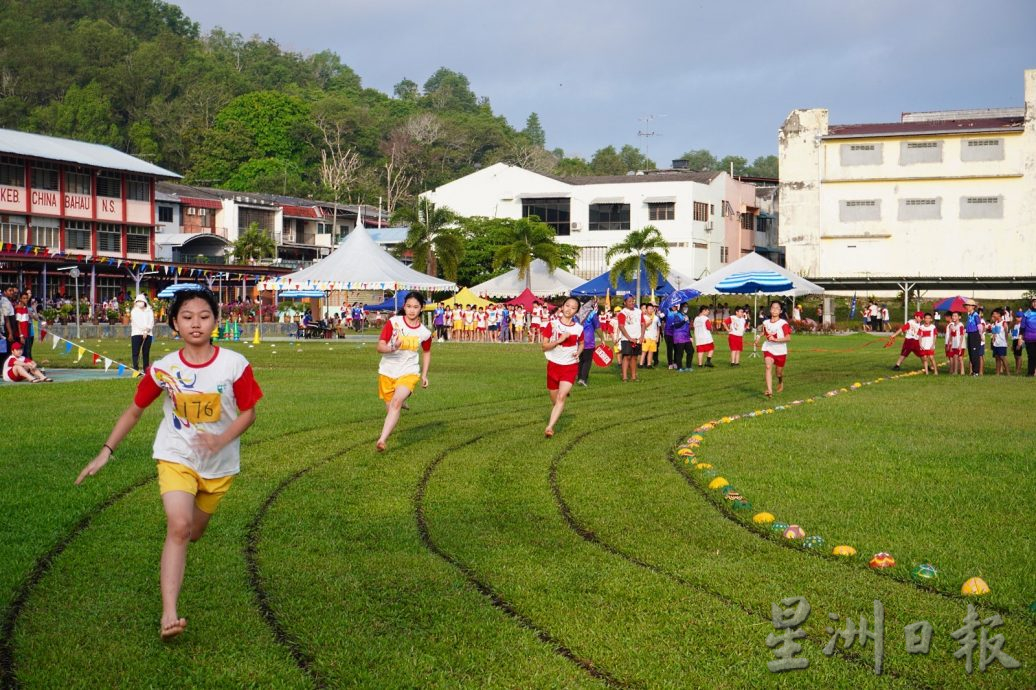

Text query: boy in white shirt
(723, 305), (747, 366)
(693, 306), (715, 368)
(616, 294), (643, 382)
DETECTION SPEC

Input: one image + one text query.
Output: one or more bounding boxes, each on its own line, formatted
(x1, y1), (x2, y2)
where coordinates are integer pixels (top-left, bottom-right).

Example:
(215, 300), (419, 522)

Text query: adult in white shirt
(130, 294), (156, 371)
(616, 294), (643, 382)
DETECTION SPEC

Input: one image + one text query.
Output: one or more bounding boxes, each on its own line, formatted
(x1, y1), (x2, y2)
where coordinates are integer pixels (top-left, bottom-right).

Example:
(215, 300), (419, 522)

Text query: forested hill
(0, 0), (777, 211)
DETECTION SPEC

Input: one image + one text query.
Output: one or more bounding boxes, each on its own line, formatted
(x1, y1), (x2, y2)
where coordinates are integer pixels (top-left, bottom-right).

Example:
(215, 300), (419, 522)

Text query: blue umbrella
(715, 271), (794, 294)
(157, 283), (204, 299)
(659, 288), (702, 311)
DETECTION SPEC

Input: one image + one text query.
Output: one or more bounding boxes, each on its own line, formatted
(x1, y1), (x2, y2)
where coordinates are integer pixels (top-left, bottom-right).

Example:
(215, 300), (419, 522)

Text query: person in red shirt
(541, 296), (583, 437)
(916, 312), (939, 375)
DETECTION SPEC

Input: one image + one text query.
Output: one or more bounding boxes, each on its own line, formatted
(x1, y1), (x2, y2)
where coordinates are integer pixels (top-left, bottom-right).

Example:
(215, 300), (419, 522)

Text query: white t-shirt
(693, 315), (714, 345)
(724, 315), (746, 337)
(917, 324), (937, 351)
(643, 313), (659, 340)
(542, 318), (583, 365)
(760, 318), (791, 356)
(945, 322), (965, 349)
(617, 307), (642, 341)
(899, 319), (921, 340)
(378, 315), (432, 379)
(134, 347), (263, 478)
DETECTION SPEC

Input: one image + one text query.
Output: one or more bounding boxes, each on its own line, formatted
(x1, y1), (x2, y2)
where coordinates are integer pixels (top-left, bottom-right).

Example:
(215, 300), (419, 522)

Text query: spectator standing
(15, 291), (33, 358)
(670, 303), (692, 372)
(1022, 297), (1036, 377)
(615, 294), (643, 382)
(576, 303), (600, 386)
(1, 286), (19, 348)
(130, 295), (156, 371)
(963, 300), (982, 376)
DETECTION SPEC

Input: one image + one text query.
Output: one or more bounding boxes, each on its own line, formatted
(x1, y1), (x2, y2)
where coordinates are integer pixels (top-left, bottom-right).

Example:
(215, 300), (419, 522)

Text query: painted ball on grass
(961, 577), (990, 596)
(677, 448), (695, 457)
(771, 522), (789, 534)
(753, 512), (775, 525)
(783, 525), (805, 540)
(708, 477), (729, 490)
(911, 563), (939, 583)
(721, 485), (739, 495)
(1029, 601), (1036, 614)
(694, 463), (713, 470)
(731, 499), (752, 511)
(700, 469), (718, 480)
(723, 491), (743, 502)
(832, 545), (857, 557)
(869, 552), (896, 569)
(803, 535), (825, 549)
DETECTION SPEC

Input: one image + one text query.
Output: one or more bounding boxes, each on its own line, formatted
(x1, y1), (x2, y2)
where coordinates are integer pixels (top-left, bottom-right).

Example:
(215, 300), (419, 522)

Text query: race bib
(174, 392), (222, 423)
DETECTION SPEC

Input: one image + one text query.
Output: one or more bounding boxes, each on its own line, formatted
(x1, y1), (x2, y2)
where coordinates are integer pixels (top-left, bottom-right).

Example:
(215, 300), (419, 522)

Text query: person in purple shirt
(1022, 296), (1036, 376)
(498, 304), (511, 343)
(663, 304), (677, 369)
(576, 301), (600, 386)
(671, 303), (693, 372)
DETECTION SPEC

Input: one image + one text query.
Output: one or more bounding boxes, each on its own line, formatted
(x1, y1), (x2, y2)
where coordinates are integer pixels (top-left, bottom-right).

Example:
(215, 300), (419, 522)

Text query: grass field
(1, 334), (1033, 688)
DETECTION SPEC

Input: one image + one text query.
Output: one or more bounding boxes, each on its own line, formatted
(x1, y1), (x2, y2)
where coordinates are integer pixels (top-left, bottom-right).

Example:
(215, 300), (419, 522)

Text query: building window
(740, 212), (755, 231)
(96, 277), (123, 303)
(126, 175), (149, 201)
(839, 199), (881, 222)
(65, 220), (91, 250)
(960, 195), (1003, 219)
(126, 225), (149, 254)
(31, 163), (59, 191)
(840, 143), (883, 166)
(317, 222), (332, 234)
(588, 203), (630, 231)
(522, 198), (571, 236)
(898, 198), (941, 221)
(0, 156), (24, 187)
(238, 207), (275, 236)
(961, 138), (1004, 162)
(0, 216), (27, 244)
(648, 202), (675, 221)
(899, 141), (942, 165)
(158, 205), (173, 223)
(31, 217), (60, 249)
(96, 173), (122, 198)
(65, 169), (92, 195)
(720, 246), (729, 263)
(693, 201), (709, 221)
(97, 223), (121, 252)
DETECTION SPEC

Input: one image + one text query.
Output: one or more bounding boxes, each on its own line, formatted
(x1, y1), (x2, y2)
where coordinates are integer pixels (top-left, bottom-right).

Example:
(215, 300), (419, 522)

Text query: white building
(779, 68), (1036, 291)
(422, 162), (772, 280)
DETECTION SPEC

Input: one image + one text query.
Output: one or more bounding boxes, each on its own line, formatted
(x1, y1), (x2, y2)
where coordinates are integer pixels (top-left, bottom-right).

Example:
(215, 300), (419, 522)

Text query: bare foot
(160, 616), (187, 641)
(402, 401), (410, 411)
(375, 440), (386, 452)
(776, 378), (784, 393)
(544, 428), (554, 438)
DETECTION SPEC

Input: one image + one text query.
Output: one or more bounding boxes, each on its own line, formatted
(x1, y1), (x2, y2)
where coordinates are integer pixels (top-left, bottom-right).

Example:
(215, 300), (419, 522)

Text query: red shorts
(900, 339), (921, 357)
(919, 349), (935, 357)
(696, 342), (715, 353)
(763, 352), (787, 367)
(946, 347), (963, 357)
(727, 335), (743, 352)
(546, 361), (578, 390)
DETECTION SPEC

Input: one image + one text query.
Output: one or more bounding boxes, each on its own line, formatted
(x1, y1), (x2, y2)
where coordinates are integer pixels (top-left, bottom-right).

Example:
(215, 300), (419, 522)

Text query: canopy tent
(425, 286), (495, 311)
(716, 271), (794, 294)
(686, 252), (824, 297)
(505, 288), (557, 311)
(278, 289), (326, 298)
(258, 225), (457, 292)
(468, 259), (584, 298)
(366, 295), (402, 311)
(572, 260), (690, 298)
(157, 283), (204, 299)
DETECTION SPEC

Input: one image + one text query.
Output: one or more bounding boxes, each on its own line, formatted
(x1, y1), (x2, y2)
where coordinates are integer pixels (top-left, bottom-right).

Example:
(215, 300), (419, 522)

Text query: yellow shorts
(157, 461), (234, 514)
(453, 320), (462, 329)
(378, 373), (420, 403)
(465, 323), (475, 331)
(643, 338), (657, 353)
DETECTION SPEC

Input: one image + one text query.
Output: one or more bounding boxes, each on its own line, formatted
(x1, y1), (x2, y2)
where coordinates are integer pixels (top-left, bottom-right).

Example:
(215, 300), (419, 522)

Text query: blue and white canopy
(157, 283), (205, 299)
(688, 252), (823, 297)
(716, 271), (794, 294)
(278, 289), (326, 298)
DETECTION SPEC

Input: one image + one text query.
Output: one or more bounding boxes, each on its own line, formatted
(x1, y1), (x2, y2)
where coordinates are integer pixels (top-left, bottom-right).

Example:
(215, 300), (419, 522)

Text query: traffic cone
(253, 325), (261, 345)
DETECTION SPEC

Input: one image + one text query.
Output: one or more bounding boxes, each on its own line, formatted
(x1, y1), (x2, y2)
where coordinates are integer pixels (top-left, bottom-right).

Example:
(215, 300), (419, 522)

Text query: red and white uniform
(379, 316), (432, 378)
(760, 318), (791, 366)
(3, 354), (27, 382)
(531, 305), (543, 329)
(724, 314), (746, 351)
(693, 315), (714, 352)
(133, 347), (263, 479)
(15, 304), (30, 339)
(542, 317), (583, 390)
(898, 318), (922, 357)
(917, 324), (937, 356)
(944, 322), (965, 356)
(617, 307), (643, 342)
(476, 311), (487, 329)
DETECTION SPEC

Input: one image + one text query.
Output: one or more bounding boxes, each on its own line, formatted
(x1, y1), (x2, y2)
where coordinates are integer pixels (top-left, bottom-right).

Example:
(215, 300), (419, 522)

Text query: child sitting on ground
(2, 342), (51, 382)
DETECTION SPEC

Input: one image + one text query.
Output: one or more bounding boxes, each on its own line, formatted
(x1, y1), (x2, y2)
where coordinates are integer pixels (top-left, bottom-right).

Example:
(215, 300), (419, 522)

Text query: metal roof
(0, 128), (181, 178)
(824, 117), (1023, 139)
(810, 275), (1036, 291)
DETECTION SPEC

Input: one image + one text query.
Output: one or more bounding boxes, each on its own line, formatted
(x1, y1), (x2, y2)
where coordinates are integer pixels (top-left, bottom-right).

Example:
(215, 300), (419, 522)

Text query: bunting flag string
(44, 331), (142, 378)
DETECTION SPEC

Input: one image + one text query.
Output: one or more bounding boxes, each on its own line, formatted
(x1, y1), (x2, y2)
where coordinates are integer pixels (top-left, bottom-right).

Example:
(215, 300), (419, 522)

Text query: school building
(420, 162), (780, 282)
(779, 68), (1036, 296)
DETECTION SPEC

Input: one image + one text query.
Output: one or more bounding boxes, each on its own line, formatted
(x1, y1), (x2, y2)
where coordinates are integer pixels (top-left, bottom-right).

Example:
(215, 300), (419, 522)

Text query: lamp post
(57, 266), (82, 339)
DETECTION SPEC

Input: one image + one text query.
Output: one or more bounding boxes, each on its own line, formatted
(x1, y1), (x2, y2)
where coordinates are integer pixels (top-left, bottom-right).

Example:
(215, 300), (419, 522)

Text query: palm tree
(492, 216), (564, 290)
(604, 225), (671, 304)
(232, 222), (275, 264)
(392, 199), (462, 280)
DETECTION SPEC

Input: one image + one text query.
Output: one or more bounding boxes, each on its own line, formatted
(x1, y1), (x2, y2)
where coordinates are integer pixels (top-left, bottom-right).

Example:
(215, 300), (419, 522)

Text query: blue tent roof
(365, 295), (401, 311)
(572, 259), (683, 298)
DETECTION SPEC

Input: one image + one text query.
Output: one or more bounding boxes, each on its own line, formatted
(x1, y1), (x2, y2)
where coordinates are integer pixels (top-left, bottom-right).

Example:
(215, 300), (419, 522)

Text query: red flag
(93, 353), (100, 365)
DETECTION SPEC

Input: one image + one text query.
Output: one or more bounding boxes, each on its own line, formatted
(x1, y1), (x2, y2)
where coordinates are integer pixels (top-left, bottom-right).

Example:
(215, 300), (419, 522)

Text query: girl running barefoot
(754, 299), (791, 398)
(542, 296), (584, 438)
(375, 292), (432, 451)
(75, 287), (263, 641)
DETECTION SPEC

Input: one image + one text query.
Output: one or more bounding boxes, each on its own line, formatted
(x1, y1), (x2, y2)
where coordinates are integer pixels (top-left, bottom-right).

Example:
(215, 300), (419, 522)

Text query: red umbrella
(933, 296), (977, 313)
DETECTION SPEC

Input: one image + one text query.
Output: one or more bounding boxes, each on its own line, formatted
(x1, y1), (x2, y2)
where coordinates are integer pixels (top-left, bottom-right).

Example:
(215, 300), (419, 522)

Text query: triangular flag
(76, 346), (85, 362)
(52, 334), (59, 348)
(40, 328), (47, 339)
(93, 353), (100, 365)
(117, 364), (126, 376)
(104, 358), (112, 371)
(64, 341), (73, 354)
(132, 369), (141, 378)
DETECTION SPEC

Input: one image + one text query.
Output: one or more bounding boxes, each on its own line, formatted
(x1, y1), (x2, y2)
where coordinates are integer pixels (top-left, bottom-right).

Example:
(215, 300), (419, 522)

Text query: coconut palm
(604, 225), (671, 304)
(392, 199), (462, 280)
(232, 222), (275, 263)
(492, 216), (564, 289)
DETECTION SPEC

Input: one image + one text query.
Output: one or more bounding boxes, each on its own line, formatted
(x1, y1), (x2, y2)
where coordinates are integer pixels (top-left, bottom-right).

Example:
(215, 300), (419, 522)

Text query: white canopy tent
(468, 259), (584, 298)
(687, 252), (824, 297)
(258, 225), (457, 292)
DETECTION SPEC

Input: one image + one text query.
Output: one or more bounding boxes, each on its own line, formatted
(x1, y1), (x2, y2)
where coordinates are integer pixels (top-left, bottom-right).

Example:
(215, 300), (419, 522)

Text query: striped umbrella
(715, 271), (794, 294)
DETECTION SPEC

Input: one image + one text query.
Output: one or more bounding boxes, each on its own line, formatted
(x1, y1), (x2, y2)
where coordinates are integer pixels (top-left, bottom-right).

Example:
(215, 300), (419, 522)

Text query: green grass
(1, 335), (1033, 688)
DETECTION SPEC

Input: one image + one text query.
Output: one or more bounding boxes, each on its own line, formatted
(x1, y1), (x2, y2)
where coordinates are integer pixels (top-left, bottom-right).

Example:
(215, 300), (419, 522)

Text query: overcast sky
(172, 0), (1035, 166)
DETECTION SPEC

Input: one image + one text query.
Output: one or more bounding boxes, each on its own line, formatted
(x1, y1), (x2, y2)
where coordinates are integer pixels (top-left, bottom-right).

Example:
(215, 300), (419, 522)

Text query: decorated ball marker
(701, 469), (718, 480)
(869, 552), (896, 569)
(911, 563), (939, 582)
(803, 535), (825, 549)
(677, 448), (695, 457)
(961, 577), (990, 596)
(783, 524), (805, 540)
(771, 522), (789, 534)
(694, 463), (713, 470)
(708, 477), (729, 490)
(832, 545), (857, 557)
(723, 491), (744, 502)
(721, 485), (739, 495)
(731, 499), (752, 511)
(753, 512), (775, 525)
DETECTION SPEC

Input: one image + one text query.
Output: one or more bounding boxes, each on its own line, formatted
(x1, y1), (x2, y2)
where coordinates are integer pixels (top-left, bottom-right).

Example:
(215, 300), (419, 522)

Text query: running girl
(375, 292), (432, 451)
(917, 312), (938, 375)
(75, 287), (263, 640)
(723, 305), (747, 366)
(754, 300), (791, 398)
(542, 296), (583, 438)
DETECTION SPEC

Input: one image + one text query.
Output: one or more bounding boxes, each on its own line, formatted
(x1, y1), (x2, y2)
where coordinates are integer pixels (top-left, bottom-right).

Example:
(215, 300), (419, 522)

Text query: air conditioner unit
(186, 208), (195, 215)
(704, 222), (713, 232)
(570, 221), (581, 231)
